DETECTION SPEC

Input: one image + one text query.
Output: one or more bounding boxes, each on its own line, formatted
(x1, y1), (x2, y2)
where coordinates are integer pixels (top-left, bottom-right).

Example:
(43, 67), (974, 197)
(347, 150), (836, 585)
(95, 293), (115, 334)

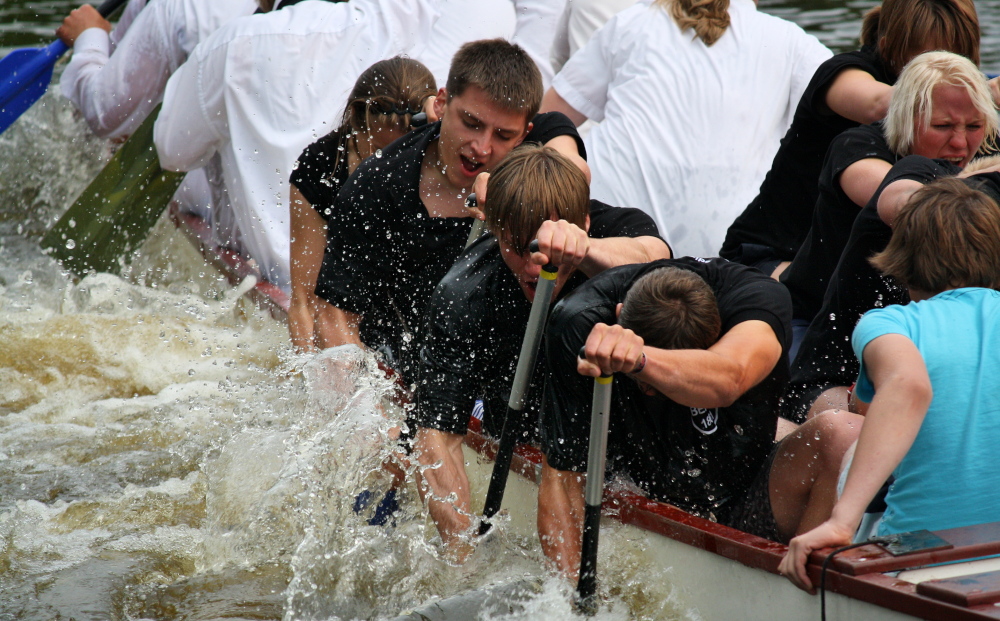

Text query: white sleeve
(154, 41), (228, 172)
(787, 28), (832, 113)
(510, 0), (567, 90)
(59, 1), (188, 139)
(549, 2), (571, 74)
(109, 0), (149, 50)
(549, 14), (617, 122)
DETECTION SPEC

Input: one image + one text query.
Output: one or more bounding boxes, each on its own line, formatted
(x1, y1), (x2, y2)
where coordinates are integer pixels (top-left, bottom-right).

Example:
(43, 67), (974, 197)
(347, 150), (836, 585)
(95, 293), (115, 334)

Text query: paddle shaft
(479, 245), (558, 533)
(578, 372), (613, 608)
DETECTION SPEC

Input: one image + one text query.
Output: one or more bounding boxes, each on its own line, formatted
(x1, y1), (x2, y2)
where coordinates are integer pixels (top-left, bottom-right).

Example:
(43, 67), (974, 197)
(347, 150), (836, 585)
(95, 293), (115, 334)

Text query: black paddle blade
(41, 105), (184, 276)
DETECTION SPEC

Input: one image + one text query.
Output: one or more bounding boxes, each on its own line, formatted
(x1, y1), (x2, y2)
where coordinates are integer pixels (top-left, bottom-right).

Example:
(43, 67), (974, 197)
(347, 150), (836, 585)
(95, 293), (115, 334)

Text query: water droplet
(68, 219), (76, 228)
(375, 149), (383, 158)
(65, 239), (76, 250)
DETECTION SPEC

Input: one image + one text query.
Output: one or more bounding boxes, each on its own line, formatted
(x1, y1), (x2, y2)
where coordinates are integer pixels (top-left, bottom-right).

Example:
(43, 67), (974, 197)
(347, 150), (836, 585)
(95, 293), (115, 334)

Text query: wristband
(629, 351), (646, 375)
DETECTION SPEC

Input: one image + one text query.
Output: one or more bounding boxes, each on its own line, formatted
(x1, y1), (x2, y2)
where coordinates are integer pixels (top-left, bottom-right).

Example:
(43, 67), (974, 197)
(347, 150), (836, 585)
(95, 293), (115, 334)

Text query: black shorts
(724, 442), (783, 543)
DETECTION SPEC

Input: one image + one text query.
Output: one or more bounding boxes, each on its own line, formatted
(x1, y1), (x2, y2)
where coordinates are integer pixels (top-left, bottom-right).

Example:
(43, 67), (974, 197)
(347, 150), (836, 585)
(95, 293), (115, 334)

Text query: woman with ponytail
(288, 57), (436, 352)
(722, 0), (984, 277)
(540, 0), (832, 260)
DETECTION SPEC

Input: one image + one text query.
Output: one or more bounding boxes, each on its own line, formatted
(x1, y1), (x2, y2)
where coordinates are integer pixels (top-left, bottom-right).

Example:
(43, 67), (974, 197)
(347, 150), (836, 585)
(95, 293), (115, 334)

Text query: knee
(809, 410), (863, 461)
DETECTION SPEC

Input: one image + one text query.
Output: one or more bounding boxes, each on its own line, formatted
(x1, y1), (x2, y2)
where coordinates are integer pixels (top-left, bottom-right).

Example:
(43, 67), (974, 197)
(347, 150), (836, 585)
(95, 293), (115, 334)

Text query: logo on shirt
(691, 407), (719, 435)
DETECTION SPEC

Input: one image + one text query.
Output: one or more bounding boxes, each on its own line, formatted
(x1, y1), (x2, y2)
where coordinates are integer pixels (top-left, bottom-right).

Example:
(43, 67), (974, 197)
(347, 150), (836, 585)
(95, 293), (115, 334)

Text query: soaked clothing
(289, 131), (351, 222)
(314, 113), (584, 383)
(780, 156), (964, 422)
(721, 46), (896, 267)
(541, 258), (790, 522)
(415, 201), (662, 439)
(780, 122), (897, 322)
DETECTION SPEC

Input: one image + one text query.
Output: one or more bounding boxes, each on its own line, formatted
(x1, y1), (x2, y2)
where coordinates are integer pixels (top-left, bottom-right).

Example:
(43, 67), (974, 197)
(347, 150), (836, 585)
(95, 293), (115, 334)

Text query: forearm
(312, 303), (364, 349)
(540, 88), (588, 127)
(414, 428), (474, 551)
(876, 179), (924, 226)
(638, 348), (749, 408)
(579, 236), (671, 277)
(288, 187), (328, 352)
(825, 69), (892, 125)
(538, 457), (585, 580)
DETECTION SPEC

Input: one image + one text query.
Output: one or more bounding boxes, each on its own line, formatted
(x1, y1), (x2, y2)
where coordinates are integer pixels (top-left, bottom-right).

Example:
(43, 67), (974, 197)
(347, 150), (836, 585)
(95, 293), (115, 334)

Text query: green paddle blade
(41, 104), (184, 276)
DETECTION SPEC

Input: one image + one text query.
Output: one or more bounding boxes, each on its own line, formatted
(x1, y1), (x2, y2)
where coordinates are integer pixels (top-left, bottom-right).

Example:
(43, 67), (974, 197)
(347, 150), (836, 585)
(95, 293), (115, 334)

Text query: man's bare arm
(540, 88), (588, 127)
(579, 236), (671, 276)
(413, 427), (475, 560)
(579, 320), (783, 408)
(313, 303), (363, 349)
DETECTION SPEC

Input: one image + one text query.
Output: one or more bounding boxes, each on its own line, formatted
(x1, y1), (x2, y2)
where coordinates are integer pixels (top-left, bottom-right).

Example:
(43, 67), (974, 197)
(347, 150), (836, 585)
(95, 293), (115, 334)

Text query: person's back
(856, 287), (1000, 534)
(552, 0), (830, 257)
(154, 0), (439, 290)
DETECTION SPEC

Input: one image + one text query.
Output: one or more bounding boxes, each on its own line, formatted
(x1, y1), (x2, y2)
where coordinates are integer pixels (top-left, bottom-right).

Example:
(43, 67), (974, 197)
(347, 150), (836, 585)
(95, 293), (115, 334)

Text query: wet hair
(325, 57), (436, 173)
(871, 177), (1000, 293)
(618, 267), (722, 350)
(884, 51), (998, 156)
(484, 144), (589, 254)
(859, 0), (979, 74)
(445, 39), (542, 121)
(654, 0), (730, 47)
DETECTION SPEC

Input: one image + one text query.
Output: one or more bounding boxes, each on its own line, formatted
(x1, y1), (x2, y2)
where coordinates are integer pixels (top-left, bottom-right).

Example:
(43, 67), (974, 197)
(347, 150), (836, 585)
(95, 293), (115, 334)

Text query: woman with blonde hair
(541, 0), (832, 259)
(722, 0), (984, 277)
(288, 57), (436, 352)
(781, 51), (998, 423)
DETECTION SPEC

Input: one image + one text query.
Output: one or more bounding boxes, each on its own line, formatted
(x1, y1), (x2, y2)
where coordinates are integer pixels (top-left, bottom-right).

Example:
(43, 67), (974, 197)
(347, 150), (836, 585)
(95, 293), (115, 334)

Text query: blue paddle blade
(0, 40), (69, 134)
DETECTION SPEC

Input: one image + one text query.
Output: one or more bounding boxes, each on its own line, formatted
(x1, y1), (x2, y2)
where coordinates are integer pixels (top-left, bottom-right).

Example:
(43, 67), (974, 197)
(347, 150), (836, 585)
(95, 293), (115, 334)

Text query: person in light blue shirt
(779, 174), (1000, 592)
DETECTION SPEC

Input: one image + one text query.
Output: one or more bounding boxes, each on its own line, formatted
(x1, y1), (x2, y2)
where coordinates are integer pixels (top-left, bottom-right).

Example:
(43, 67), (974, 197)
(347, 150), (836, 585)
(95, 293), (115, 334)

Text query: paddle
(478, 240), (559, 535)
(41, 104), (185, 275)
(0, 0), (130, 135)
(577, 354), (613, 613)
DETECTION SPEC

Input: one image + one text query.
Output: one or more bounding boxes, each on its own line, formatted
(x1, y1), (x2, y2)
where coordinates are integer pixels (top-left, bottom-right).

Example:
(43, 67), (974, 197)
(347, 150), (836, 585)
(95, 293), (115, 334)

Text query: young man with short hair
(412, 144), (670, 556)
(314, 39), (587, 381)
(538, 258), (863, 579)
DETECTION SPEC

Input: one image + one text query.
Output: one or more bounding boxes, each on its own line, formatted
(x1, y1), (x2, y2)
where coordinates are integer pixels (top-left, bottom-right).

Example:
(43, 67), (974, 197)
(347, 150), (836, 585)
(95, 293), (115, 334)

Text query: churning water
(3, 1), (1000, 619)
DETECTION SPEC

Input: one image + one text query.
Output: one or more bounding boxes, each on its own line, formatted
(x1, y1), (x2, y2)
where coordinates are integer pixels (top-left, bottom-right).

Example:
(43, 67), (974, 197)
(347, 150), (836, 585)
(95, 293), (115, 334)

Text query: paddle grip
(528, 240), (558, 274)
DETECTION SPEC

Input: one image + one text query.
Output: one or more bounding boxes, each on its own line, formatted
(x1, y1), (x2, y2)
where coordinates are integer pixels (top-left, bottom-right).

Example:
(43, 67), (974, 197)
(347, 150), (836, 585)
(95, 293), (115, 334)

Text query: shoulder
(587, 200), (661, 239)
(853, 304), (913, 351)
(430, 237), (509, 317)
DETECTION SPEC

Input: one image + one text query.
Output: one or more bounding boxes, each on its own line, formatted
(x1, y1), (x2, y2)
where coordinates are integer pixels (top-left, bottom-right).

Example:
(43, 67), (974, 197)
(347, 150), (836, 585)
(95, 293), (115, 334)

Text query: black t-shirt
(780, 122), (898, 322)
(721, 47), (896, 265)
(314, 112), (584, 382)
(289, 131), (352, 222)
(540, 258), (791, 520)
(415, 201), (663, 439)
(781, 155), (966, 422)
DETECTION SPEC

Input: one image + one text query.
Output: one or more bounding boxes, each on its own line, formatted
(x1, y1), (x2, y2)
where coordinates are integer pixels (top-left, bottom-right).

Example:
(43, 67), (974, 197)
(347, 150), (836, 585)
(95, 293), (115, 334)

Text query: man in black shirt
(411, 144), (670, 557)
(314, 39), (586, 380)
(538, 259), (865, 578)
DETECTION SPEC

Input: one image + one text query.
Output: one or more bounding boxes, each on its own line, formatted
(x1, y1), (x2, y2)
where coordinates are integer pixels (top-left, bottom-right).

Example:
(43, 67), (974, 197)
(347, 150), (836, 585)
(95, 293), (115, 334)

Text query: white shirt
(510, 0), (567, 89)
(60, 0), (256, 139)
(412, 0), (516, 86)
(552, 0), (831, 258)
(550, 0), (636, 73)
(154, 0), (440, 292)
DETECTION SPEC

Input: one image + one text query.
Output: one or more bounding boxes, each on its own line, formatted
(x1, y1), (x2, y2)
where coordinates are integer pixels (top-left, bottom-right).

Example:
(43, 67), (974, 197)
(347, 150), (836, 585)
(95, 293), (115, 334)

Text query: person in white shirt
(412, 0), (517, 86)
(56, 0), (256, 141)
(550, 0), (637, 73)
(541, 0), (832, 259)
(155, 0), (519, 292)
(509, 0), (567, 89)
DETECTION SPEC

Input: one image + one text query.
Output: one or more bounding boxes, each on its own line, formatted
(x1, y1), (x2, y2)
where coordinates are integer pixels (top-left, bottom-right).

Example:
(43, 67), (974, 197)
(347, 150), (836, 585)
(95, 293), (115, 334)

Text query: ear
(433, 88), (448, 120)
(584, 214), (591, 233)
(615, 302), (623, 319)
(515, 120), (534, 147)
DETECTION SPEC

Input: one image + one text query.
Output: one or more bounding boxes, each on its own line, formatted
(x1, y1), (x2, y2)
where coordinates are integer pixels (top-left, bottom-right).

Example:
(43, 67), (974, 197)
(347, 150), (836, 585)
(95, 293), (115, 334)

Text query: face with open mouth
(910, 83), (986, 169)
(433, 85), (532, 191)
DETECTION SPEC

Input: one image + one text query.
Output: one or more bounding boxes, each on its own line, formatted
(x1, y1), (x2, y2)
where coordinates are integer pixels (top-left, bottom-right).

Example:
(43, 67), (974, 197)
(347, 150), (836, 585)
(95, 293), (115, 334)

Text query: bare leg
(537, 455), (586, 581)
(775, 417), (799, 442)
(770, 260), (791, 280)
(769, 410), (864, 542)
(806, 386), (851, 420)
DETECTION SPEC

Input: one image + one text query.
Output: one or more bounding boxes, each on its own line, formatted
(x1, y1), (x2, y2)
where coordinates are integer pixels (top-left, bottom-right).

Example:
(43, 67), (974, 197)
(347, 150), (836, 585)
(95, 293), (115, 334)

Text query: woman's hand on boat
(778, 519), (854, 593)
(577, 322), (644, 377)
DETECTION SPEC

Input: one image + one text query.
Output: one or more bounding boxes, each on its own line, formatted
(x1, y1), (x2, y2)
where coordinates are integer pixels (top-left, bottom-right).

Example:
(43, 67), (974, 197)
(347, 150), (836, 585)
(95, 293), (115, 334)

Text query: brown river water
(1, 1), (999, 620)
